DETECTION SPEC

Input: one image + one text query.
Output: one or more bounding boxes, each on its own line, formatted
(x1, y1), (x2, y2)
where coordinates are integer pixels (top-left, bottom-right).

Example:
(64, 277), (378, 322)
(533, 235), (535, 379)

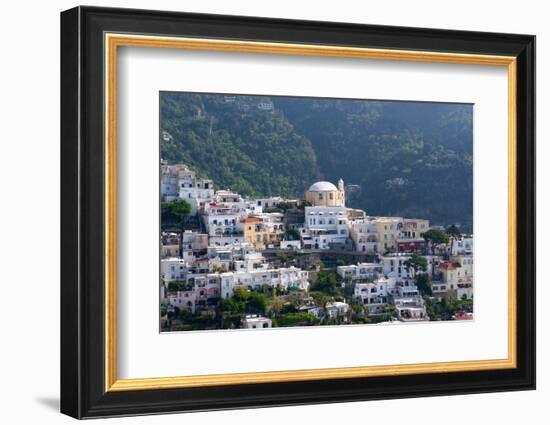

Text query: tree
(161, 199), (192, 222)
(220, 288), (269, 316)
(284, 228), (301, 241)
(422, 228), (449, 255)
(416, 273), (432, 296)
(161, 200), (191, 259)
(309, 291), (334, 308)
(211, 265), (228, 273)
(310, 270), (341, 296)
(167, 280), (185, 292)
(446, 224), (461, 237)
(404, 253), (428, 276)
(247, 292), (269, 315)
(446, 224), (462, 257)
(269, 296), (285, 314)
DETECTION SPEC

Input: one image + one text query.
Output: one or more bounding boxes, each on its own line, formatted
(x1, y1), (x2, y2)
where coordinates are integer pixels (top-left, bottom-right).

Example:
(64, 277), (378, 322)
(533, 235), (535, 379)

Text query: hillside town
(160, 161), (474, 331)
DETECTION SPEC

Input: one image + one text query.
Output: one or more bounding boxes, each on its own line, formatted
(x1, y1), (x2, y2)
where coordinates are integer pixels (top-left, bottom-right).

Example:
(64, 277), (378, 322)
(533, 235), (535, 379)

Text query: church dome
(307, 181), (338, 192)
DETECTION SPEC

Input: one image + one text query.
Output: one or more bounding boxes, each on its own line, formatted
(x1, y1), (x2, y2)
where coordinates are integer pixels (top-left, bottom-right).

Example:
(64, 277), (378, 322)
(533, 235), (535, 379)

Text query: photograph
(57, 5), (535, 419)
(159, 92), (474, 331)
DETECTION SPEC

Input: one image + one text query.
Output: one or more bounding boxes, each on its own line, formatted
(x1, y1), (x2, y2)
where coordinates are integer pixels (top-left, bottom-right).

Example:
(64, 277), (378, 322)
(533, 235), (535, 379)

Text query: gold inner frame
(104, 33), (517, 392)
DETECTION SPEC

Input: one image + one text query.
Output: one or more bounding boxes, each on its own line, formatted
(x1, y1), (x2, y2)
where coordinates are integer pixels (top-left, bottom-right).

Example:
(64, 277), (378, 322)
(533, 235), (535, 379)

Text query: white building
(326, 301), (350, 320)
(280, 240), (302, 250)
(160, 257), (188, 282)
(241, 315), (272, 329)
(219, 267), (309, 299)
(304, 206), (349, 249)
(178, 170), (215, 215)
(208, 235), (246, 247)
(353, 277), (395, 314)
(298, 305), (325, 319)
(337, 262), (383, 282)
(161, 161), (198, 202)
(379, 254), (415, 280)
(203, 203), (245, 237)
(255, 197), (284, 208)
(393, 294), (428, 321)
(167, 290), (197, 313)
(451, 237), (474, 256)
(214, 190), (263, 215)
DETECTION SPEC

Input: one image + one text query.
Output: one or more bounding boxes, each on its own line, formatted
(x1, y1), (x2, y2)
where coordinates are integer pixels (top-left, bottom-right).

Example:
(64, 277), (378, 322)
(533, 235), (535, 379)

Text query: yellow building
(372, 217), (403, 252)
(305, 179), (345, 207)
(241, 217), (283, 250)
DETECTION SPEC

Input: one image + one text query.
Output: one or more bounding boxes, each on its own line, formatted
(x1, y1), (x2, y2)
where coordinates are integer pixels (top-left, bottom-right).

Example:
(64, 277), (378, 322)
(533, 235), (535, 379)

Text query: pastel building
(401, 218), (430, 239)
(371, 217), (403, 252)
(349, 219), (381, 253)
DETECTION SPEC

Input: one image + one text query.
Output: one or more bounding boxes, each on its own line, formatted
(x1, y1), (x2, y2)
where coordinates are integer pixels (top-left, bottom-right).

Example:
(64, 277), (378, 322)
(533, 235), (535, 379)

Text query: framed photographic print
(60, 6), (535, 419)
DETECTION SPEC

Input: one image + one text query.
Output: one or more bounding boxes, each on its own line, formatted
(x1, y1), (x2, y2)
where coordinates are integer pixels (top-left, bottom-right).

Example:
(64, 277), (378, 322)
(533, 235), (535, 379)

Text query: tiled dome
(307, 181), (338, 192)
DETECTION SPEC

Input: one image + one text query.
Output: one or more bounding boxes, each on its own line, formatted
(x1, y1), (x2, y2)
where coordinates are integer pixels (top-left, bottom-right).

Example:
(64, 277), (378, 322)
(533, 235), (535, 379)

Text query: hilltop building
(305, 179), (345, 207)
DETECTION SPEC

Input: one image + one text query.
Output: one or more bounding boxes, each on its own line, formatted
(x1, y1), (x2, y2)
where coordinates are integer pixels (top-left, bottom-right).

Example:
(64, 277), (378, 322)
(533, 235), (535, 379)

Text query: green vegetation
(425, 297), (473, 321)
(416, 273), (432, 296)
(161, 93), (473, 227)
(161, 199), (191, 225)
(276, 313), (320, 327)
(221, 288), (269, 316)
(284, 228), (301, 241)
(309, 269), (342, 297)
(404, 253), (428, 274)
(160, 93), (321, 198)
(167, 280), (188, 292)
(422, 228), (450, 254)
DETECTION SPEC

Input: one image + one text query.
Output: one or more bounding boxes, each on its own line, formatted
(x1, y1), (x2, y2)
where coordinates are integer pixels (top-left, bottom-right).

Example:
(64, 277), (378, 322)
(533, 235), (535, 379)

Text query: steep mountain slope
(160, 92), (473, 228)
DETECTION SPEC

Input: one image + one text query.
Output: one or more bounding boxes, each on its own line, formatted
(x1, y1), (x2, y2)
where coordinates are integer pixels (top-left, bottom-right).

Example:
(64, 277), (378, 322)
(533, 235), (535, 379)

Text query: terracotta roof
(241, 217), (261, 223)
(438, 262), (457, 271)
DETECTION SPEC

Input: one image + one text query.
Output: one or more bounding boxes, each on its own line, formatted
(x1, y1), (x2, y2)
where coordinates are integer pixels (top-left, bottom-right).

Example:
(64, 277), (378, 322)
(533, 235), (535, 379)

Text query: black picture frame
(60, 5), (535, 419)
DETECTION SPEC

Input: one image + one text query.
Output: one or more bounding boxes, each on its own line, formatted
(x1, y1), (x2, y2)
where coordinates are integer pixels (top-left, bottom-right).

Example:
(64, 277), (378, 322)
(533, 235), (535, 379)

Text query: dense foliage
(161, 93), (472, 227)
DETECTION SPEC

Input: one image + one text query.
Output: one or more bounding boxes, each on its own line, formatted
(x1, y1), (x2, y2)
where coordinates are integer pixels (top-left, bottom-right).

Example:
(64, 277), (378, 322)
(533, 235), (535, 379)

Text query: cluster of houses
(160, 161), (474, 327)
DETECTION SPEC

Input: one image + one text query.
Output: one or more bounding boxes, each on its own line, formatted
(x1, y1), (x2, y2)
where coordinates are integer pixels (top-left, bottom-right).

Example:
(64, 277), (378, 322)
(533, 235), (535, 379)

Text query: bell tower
(338, 178), (345, 206)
